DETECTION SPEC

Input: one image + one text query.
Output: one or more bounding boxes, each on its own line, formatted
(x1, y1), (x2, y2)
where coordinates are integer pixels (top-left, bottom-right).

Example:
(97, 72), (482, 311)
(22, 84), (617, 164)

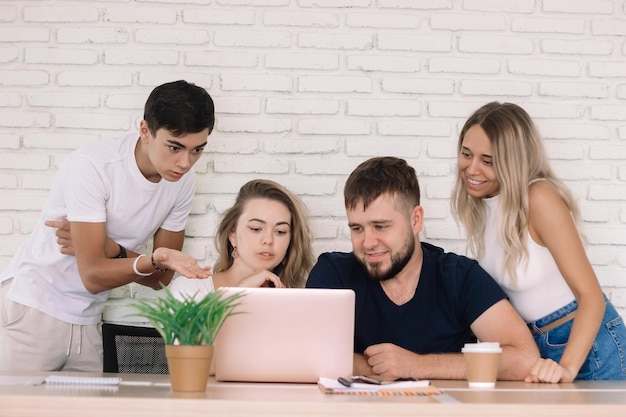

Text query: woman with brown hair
(171, 179), (314, 296)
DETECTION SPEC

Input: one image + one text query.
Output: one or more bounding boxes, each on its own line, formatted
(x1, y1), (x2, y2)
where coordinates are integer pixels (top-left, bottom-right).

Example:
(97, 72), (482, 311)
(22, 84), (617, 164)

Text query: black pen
(338, 376), (384, 386)
(341, 375), (418, 386)
(337, 376), (352, 387)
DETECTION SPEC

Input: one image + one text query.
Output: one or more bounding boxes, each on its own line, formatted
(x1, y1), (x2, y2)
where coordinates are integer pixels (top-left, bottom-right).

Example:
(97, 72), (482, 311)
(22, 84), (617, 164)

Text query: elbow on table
(504, 344), (541, 381)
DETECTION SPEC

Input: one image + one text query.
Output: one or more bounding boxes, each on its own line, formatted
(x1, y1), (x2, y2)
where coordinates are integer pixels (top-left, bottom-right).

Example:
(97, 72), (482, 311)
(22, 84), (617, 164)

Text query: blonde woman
(170, 179), (314, 297)
(451, 101), (626, 383)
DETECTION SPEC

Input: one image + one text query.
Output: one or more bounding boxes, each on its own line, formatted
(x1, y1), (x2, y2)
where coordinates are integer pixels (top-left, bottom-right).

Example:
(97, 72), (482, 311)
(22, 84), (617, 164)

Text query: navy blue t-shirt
(306, 242), (507, 354)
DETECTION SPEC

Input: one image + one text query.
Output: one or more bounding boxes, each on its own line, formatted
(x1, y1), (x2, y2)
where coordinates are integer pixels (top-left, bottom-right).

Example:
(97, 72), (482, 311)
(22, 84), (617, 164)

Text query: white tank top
(479, 194), (575, 321)
(169, 276), (215, 301)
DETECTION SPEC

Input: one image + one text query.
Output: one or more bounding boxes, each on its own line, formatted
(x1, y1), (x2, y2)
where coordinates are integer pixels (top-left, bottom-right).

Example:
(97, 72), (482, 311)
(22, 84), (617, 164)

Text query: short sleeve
(306, 252), (346, 289)
(459, 262), (508, 325)
(63, 153), (109, 223)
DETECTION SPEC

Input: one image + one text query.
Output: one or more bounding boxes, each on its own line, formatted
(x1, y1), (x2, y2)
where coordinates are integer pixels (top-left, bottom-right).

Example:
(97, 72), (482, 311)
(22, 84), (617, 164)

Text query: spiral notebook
(214, 287), (355, 383)
(45, 375), (121, 385)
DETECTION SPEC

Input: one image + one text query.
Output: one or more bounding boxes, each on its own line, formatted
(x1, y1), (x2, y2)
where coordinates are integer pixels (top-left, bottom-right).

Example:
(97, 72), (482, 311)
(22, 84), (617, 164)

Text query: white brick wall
(1, 1), (625, 321)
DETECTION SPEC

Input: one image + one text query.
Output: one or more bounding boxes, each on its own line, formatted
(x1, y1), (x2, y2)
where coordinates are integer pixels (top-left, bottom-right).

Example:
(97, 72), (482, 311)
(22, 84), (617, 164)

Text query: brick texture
(1, 1), (625, 319)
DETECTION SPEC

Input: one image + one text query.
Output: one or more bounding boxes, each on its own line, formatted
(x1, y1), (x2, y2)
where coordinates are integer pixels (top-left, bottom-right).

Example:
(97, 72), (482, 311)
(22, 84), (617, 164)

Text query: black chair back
(102, 323), (169, 374)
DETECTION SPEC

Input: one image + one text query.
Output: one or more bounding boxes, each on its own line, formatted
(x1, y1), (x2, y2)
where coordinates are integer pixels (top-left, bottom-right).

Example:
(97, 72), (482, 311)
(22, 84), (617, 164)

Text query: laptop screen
(214, 287), (355, 383)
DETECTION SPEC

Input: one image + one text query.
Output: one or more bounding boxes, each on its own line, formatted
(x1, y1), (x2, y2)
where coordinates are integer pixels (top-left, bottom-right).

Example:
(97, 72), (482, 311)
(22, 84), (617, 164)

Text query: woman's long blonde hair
(451, 102), (584, 283)
(213, 179), (314, 288)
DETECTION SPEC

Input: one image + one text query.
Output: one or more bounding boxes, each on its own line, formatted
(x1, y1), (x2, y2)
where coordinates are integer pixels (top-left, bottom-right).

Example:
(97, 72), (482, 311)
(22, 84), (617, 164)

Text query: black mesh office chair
(102, 322), (169, 374)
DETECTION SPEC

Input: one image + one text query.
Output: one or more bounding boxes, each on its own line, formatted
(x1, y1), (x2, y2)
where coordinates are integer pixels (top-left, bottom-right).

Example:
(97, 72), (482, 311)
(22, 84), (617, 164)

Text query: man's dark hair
(344, 156), (421, 211)
(143, 80), (215, 137)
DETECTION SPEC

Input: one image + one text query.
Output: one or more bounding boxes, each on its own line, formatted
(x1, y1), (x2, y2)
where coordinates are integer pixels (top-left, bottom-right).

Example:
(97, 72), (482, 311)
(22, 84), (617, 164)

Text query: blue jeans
(527, 296), (626, 380)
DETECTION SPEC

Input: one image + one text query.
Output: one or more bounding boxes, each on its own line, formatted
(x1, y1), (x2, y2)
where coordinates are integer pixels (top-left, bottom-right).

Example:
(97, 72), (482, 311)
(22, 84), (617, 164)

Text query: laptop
(214, 287), (355, 383)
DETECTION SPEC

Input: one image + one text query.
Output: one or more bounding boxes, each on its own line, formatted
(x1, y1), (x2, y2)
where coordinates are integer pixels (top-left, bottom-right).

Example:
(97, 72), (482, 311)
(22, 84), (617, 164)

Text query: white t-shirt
(0, 133), (196, 325)
(479, 194), (575, 321)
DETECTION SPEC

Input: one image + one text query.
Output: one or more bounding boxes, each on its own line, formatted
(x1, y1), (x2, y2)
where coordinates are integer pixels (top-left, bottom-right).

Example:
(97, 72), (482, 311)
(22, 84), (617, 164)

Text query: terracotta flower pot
(165, 345), (213, 392)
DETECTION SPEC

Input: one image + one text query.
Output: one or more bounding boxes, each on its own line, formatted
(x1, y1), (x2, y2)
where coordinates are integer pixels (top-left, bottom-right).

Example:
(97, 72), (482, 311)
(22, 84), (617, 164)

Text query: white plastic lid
(461, 342), (502, 353)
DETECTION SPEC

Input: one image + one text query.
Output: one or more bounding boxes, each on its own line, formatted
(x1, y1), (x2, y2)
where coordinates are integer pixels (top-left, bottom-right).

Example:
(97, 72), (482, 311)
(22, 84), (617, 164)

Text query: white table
(2, 371), (626, 417)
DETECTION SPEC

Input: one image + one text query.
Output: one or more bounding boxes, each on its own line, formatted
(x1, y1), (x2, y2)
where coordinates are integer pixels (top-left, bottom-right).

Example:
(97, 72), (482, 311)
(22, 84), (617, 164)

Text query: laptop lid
(214, 287), (355, 383)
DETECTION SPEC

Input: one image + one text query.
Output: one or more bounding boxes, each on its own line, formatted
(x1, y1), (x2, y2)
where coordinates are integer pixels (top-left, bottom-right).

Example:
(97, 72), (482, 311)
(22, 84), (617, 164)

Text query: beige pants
(0, 278), (103, 372)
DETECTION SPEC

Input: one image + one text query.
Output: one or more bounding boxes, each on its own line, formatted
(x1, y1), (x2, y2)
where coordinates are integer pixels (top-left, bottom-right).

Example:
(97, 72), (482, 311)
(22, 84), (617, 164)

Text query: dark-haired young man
(306, 157), (539, 381)
(0, 80), (214, 372)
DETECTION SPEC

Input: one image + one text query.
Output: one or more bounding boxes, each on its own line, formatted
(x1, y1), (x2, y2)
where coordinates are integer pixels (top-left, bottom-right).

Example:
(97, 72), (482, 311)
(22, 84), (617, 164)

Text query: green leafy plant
(133, 287), (244, 346)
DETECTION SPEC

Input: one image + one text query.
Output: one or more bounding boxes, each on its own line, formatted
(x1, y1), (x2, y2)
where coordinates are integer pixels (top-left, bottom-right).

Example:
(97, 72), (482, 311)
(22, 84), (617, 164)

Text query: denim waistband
(527, 298), (578, 332)
(526, 294), (609, 332)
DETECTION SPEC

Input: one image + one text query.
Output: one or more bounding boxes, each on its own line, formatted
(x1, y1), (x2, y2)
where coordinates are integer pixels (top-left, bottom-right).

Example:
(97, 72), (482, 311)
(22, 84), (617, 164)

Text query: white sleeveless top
(168, 276), (215, 301)
(479, 194), (575, 321)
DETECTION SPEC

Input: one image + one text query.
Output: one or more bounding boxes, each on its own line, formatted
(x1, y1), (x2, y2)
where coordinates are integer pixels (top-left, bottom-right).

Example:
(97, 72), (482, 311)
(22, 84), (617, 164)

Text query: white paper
(318, 377), (430, 391)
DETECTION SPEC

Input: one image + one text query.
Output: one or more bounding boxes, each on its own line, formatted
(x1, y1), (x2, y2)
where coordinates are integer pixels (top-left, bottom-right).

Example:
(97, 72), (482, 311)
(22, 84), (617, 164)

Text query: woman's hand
(525, 358), (576, 383)
(237, 269), (285, 288)
(152, 247), (212, 279)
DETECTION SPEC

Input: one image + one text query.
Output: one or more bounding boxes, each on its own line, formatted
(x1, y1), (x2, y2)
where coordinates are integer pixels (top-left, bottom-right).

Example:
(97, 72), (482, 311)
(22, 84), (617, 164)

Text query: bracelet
(151, 254), (169, 272)
(132, 254), (153, 277)
(117, 244), (127, 259)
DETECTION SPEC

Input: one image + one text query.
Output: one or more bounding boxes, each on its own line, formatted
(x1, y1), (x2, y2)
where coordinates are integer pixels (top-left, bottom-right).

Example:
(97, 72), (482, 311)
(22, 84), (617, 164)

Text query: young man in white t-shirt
(0, 80), (214, 372)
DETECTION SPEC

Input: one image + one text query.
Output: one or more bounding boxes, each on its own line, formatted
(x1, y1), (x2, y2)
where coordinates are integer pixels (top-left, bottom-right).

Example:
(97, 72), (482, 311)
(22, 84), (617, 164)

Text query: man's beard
(358, 233), (416, 282)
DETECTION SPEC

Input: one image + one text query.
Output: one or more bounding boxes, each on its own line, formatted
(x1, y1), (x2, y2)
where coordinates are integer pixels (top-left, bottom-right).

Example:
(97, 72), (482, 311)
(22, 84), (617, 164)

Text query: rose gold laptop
(214, 287), (355, 383)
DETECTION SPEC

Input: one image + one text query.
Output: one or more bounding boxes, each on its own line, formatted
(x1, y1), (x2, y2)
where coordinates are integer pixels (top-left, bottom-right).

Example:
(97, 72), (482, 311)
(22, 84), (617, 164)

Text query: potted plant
(133, 286), (243, 392)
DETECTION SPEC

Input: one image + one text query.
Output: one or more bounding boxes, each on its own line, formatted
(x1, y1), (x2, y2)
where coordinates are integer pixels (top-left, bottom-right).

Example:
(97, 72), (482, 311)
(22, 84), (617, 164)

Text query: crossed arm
(46, 218), (211, 294)
(354, 299), (540, 381)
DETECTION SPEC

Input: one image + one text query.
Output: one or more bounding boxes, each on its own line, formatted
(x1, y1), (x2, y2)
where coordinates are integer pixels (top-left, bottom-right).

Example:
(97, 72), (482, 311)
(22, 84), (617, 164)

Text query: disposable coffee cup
(461, 342), (502, 389)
